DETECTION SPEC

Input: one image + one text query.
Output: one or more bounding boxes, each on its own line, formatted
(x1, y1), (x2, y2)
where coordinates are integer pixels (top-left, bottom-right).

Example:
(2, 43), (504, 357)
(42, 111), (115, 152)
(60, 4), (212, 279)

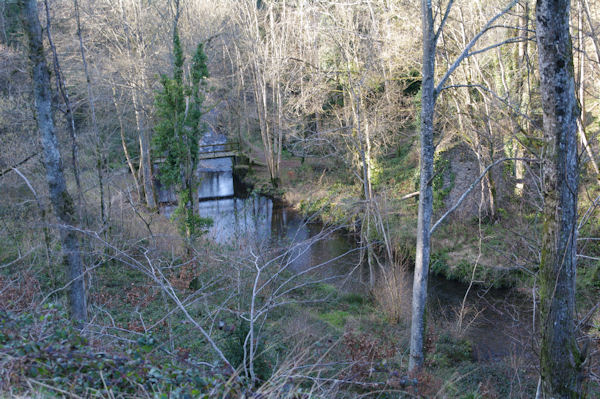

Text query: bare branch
(435, 0), (519, 95)
(0, 153), (38, 178)
(434, 0), (456, 42)
(430, 157), (538, 234)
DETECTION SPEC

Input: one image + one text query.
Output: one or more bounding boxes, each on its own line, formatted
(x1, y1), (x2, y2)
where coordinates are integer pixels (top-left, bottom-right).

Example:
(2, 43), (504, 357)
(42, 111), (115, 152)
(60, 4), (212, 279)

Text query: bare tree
(20, 0), (87, 322)
(43, 0), (84, 218)
(237, 0), (285, 186)
(73, 0), (107, 227)
(536, 0), (583, 395)
(409, 0), (518, 372)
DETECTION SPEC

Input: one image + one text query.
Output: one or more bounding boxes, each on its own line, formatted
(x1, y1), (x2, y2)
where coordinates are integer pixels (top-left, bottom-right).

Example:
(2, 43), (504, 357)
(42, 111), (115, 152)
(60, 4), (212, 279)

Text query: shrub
(372, 257), (411, 324)
(0, 306), (236, 398)
(429, 332), (472, 368)
(221, 320), (273, 382)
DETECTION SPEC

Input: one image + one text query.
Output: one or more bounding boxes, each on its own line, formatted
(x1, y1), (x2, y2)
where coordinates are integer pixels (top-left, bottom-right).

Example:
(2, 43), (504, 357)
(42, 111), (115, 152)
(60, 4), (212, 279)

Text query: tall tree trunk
(21, 0), (87, 322)
(73, 0), (106, 228)
(132, 83), (156, 208)
(409, 0), (436, 372)
(576, 1), (599, 177)
(352, 87), (375, 288)
(408, 0), (517, 374)
(111, 83), (141, 199)
(117, 0), (155, 208)
(514, 0), (529, 195)
(536, 0), (583, 396)
(43, 0), (84, 218)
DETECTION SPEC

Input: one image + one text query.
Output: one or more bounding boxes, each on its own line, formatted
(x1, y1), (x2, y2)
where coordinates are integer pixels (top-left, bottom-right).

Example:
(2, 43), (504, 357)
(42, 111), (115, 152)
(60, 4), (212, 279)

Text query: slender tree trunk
(73, 0), (106, 227)
(117, 0), (154, 207)
(111, 83), (141, 199)
(482, 99), (496, 218)
(514, 1), (529, 195)
(351, 86), (375, 288)
(275, 81), (283, 185)
(253, 63), (276, 183)
(21, 0), (87, 322)
(409, 0), (436, 372)
(582, 0), (600, 69)
(408, 0), (517, 373)
(536, 0), (583, 396)
(576, 2), (599, 176)
(132, 83), (156, 208)
(43, 0), (84, 219)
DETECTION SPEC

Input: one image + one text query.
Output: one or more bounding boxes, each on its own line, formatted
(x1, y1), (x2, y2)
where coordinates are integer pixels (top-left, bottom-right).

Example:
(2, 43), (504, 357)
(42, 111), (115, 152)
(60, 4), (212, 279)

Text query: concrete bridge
(197, 142), (240, 160)
(154, 142), (240, 164)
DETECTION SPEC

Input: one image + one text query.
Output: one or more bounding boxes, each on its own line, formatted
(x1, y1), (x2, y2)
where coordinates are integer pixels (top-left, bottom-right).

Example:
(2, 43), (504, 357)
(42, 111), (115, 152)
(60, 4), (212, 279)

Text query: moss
(297, 183), (360, 227)
(371, 139), (418, 192)
(339, 293), (367, 306)
(314, 283), (339, 297)
(430, 251), (518, 288)
(317, 310), (351, 329)
(429, 333), (472, 368)
(432, 153), (455, 211)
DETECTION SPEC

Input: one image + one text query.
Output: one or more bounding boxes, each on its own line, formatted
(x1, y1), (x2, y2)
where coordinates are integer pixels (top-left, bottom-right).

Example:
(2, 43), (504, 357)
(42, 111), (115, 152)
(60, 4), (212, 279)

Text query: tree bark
(409, 0), (436, 372)
(132, 82), (156, 209)
(536, 0), (583, 396)
(43, 0), (84, 217)
(20, 0), (87, 322)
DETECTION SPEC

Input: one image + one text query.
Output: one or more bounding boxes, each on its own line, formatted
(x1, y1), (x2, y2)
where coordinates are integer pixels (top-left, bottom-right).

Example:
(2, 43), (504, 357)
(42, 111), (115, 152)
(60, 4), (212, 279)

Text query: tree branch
(466, 36), (527, 59)
(430, 157), (538, 234)
(0, 153), (38, 178)
(438, 83), (541, 130)
(434, 0), (456, 42)
(435, 0), (518, 95)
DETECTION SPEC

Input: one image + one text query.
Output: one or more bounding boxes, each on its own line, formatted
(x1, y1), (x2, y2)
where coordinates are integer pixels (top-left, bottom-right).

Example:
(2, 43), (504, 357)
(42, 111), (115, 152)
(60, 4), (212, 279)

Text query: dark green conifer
(153, 29), (211, 238)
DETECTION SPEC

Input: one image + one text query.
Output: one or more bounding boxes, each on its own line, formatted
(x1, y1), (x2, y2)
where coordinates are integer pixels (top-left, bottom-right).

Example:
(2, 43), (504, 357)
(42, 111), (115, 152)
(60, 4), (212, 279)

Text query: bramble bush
(0, 305), (237, 398)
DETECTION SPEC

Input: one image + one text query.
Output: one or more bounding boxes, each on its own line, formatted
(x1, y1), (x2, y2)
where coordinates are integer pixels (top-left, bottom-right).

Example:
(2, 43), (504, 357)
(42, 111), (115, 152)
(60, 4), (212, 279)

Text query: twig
(431, 157), (538, 234)
(0, 153), (38, 178)
(27, 379), (85, 399)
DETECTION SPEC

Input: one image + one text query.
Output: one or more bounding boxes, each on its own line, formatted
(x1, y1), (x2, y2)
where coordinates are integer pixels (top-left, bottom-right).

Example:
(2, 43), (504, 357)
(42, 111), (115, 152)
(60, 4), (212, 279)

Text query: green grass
(317, 310), (352, 329)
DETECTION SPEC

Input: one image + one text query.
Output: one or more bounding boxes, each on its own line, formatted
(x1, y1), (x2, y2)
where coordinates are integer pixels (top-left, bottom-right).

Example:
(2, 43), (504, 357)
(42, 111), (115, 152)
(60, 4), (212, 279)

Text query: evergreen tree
(153, 28), (211, 238)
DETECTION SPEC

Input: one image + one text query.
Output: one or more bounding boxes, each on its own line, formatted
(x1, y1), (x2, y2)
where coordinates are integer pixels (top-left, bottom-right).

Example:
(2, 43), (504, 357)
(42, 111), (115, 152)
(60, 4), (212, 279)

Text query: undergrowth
(0, 306), (239, 398)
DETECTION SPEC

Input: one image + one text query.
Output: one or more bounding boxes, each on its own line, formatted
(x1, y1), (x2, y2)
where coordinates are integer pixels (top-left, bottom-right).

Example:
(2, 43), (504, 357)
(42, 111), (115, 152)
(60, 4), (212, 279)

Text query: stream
(160, 156), (533, 362)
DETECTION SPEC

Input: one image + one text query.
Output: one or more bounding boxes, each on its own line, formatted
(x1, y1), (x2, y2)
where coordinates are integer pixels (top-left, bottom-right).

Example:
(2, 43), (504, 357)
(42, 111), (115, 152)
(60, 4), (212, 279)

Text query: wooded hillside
(1, 0), (599, 397)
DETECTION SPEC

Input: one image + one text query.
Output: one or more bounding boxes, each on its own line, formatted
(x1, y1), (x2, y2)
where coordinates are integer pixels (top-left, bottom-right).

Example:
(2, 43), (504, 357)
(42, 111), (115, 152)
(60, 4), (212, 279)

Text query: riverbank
(235, 154), (547, 396)
(246, 147), (599, 305)
(1, 166), (540, 398)
(239, 143), (600, 391)
(2, 153), (596, 397)
(242, 149), (529, 290)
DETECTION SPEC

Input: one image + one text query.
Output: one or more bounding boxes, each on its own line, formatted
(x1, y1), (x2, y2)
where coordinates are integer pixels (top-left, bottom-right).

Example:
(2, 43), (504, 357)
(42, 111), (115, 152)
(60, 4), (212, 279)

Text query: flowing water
(160, 157), (533, 362)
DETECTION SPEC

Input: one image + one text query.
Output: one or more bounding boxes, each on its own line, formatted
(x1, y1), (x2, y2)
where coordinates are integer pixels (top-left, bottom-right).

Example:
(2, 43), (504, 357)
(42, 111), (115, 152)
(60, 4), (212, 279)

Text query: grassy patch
(317, 310), (352, 329)
(372, 140), (419, 193)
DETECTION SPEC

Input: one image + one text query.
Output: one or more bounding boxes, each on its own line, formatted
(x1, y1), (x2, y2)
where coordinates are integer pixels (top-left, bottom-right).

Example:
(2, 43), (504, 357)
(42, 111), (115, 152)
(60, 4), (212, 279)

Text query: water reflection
(159, 158), (531, 359)
(160, 159), (358, 275)
(198, 171), (234, 199)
